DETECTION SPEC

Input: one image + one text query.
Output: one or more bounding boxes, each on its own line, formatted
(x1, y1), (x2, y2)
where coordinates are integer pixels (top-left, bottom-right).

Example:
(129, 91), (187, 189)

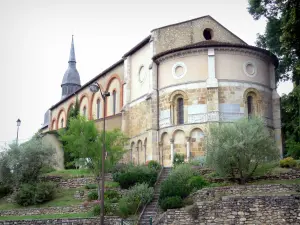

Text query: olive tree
(0, 137), (55, 187)
(206, 117), (279, 184)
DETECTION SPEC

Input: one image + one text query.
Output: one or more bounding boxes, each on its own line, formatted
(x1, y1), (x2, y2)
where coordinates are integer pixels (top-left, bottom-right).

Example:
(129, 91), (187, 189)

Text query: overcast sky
(0, 0), (293, 147)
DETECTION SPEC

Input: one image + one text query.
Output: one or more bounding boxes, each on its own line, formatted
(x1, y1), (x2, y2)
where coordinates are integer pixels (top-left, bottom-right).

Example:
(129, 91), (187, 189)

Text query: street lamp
(89, 82), (110, 225)
(16, 119), (21, 145)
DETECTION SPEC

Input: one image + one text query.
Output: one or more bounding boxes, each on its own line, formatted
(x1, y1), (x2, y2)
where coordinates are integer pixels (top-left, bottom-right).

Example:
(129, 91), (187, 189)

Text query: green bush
(159, 164), (195, 208)
(0, 185), (12, 198)
(15, 183), (36, 206)
(88, 190), (98, 201)
(147, 160), (161, 171)
(188, 176), (208, 191)
(280, 157), (297, 168)
(160, 196), (183, 211)
(117, 183), (154, 218)
(92, 202), (114, 216)
(105, 189), (120, 203)
(85, 183), (97, 189)
(118, 196), (139, 218)
(34, 182), (55, 204)
(113, 165), (158, 189)
(15, 182), (55, 206)
(173, 153), (185, 166)
(189, 156), (206, 167)
(39, 166), (56, 174)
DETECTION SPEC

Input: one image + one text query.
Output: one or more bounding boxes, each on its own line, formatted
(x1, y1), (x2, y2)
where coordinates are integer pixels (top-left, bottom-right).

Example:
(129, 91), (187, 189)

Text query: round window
(138, 65), (147, 83)
(172, 62), (187, 79)
(203, 28), (213, 40)
(243, 61), (257, 77)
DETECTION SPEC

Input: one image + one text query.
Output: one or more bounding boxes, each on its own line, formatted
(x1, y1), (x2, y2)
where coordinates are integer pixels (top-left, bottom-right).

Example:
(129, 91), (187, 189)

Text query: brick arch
(168, 90), (188, 103)
(105, 74), (123, 109)
(243, 88), (262, 116)
(188, 127), (205, 137)
(89, 83), (105, 119)
(67, 102), (75, 117)
(56, 108), (67, 129)
(51, 118), (56, 130)
(79, 93), (91, 119)
(171, 129), (186, 140)
(243, 88), (262, 102)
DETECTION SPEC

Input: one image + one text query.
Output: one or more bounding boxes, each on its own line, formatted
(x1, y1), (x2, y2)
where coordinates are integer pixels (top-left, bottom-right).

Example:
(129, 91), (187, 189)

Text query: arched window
(247, 96), (253, 118)
(177, 97), (184, 125)
(112, 90), (116, 115)
(83, 106), (86, 117)
(96, 99), (100, 119)
(60, 118), (64, 128)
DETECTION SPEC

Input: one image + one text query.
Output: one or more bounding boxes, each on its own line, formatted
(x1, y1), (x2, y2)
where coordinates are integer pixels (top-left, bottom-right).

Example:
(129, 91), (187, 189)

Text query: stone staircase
(138, 167), (172, 225)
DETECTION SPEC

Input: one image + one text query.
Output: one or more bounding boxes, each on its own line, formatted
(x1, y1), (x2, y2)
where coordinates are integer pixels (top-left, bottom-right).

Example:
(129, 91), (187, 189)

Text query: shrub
(118, 196), (139, 218)
(117, 183), (154, 218)
(105, 189), (120, 203)
(147, 160), (161, 171)
(126, 183), (154, 206)
(188, 176), (208, 191)
(280, 157), (297, 168)
(189, 156), (206, 167)
(15, 182), (56, 206)
(34, 182), (55, 204)
(160, 196), (183, 211)
(159, 164), (195, 207)
(15, 183), (36, 206)
(40, 166), (56, 174)
(88, 190), (98, 201)
(173, 153), (185, 166)
(113, 165), (158, 189)
(92, 202), (114, 216)
(206, 117), (279, 184)
(85, 183), (97, 189)
(0, 185), (12, 198)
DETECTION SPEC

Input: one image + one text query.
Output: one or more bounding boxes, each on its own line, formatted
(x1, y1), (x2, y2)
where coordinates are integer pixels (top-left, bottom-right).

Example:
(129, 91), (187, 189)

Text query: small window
(247, 96), (253, 118)
(113, 90), (116, 115)
(96, 99), (100, 119)
(177, 97), (184, 124)
(83, 106), (86, 117)
(203, 28), (213, 40)
(60, 118), (64, 128)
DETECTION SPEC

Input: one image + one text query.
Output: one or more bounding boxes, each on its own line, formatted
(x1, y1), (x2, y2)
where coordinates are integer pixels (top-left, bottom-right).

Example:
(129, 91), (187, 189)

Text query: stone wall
(0, 205), (91, 217)
(43, 174), (112, 189)
(0, 217), (121, 225)
(155, 184), (300, 225)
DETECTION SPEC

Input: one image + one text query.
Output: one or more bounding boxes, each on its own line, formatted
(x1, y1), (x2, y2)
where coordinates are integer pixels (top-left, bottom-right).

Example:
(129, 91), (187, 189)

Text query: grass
(45, 169), (93, 179)
(0, 188), (84, 210)
(0, 212), (91, 220)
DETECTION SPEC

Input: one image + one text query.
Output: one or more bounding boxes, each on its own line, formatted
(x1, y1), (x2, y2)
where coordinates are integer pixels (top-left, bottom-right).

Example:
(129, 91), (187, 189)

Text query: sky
(0, 0), (293, 147)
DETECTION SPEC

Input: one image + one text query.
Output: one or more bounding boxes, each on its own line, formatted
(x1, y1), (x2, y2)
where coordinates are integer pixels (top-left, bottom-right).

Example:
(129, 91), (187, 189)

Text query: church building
(41, 15), (282, 167)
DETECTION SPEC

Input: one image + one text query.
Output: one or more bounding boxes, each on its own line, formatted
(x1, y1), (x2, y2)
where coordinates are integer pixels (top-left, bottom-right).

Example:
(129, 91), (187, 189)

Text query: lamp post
(16, 119), (21, 145)
(89, 82), (110, 225)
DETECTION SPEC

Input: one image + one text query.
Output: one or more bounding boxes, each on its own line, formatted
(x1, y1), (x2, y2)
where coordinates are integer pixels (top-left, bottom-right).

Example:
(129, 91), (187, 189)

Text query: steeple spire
(61, 35), (81, 99)
(69, 35), (76, 63)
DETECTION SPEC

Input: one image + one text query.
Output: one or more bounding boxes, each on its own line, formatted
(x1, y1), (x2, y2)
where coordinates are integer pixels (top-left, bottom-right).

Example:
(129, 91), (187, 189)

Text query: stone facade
(155, 184), (300, 225)
(43, 15), (282, 167)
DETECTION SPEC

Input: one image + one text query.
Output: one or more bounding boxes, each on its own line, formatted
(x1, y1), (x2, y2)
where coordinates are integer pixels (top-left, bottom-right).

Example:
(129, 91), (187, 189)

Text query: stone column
(121, 56), (131, 134)
(158, 142), (163, 165)
(143, 143), (147, 163)
(136, 146), (139, 165)
(186, 137), (191, 162)
(170, 138), (174, 166)
(206, 48), (219, 122)
(272, 90), (283, 158)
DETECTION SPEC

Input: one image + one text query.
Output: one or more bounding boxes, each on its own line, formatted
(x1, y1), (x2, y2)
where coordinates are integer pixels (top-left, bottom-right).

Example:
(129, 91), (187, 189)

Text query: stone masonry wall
(155, 184), (300, 225)
(0, 217), (121, 225)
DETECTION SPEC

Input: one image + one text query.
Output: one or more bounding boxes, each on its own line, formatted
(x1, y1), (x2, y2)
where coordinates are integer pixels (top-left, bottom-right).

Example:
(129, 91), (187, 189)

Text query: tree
(206, 118), (279, 184)
(248, 0), (300, 158)
(248, 0), (300, 84)
(59, 116), (127, 199)
(0, 137), (55, 187)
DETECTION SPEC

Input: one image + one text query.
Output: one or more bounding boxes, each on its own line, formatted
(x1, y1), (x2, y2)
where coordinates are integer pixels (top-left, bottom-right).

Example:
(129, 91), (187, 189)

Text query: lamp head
(16, 119), (21, 127)
(89, 82), (100, 93)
